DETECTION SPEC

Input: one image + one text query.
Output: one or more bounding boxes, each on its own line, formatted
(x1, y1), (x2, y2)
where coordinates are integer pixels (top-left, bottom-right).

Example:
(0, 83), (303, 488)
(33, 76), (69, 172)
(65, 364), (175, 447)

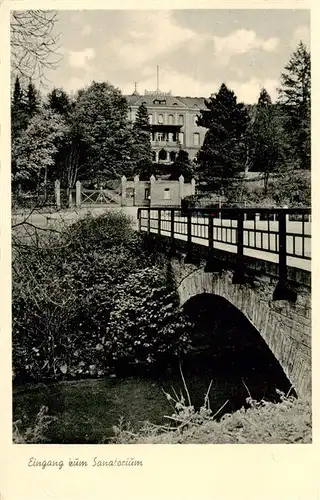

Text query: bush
(12, 211), (191, 382)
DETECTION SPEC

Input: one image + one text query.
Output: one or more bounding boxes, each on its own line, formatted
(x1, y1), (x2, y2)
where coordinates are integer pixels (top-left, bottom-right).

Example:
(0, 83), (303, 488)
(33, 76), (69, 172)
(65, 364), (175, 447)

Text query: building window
(159, 149), (167, 161)
(193, 132), (200, 146)
(168, 114), (174, 125)
(164, 188), (171, 200)
(126, 187), (134, 199)
(179, 114), (184, 125)
(145, 188), (150, 200)
(193, 115), (198, 126)
(158, 114), (164, 124)
(179, 132), (184, 145)
(149, 114), (153, 124)
(152, 151), (156, 162)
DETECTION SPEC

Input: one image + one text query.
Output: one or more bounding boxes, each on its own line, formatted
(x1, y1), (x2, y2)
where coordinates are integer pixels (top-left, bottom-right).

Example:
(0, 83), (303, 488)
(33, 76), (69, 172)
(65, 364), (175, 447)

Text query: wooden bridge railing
(137, 207), (311, 301)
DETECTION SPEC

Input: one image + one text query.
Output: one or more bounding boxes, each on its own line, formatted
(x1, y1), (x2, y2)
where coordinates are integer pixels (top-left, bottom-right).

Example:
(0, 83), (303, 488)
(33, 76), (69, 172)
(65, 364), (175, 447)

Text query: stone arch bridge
(138, 206), (312, 397)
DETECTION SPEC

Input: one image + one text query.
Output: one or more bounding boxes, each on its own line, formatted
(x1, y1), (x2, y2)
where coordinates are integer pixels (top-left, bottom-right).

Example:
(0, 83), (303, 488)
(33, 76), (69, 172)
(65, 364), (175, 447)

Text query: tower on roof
(132, 82), (140, 96)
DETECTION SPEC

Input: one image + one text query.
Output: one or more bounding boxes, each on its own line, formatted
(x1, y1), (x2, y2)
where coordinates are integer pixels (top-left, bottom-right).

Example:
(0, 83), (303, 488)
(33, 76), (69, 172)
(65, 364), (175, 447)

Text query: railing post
(158, 209), (161, 235)
(187, 211), (192, 253)
(278, 210), (287, 285)
(137, 208), (142, 232)
(171, 209), (175, 240)
(184, 210), (200, 264)
(204, 214), (219, 273)
(233, 210), (245, 284)
(147, 209), (151, 234)
(273, 209), (297, 302)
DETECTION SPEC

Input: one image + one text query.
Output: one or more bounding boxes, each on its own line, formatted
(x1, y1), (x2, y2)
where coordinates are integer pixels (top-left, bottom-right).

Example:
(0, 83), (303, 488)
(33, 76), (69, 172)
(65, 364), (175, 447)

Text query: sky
(44, 9), (310, 104)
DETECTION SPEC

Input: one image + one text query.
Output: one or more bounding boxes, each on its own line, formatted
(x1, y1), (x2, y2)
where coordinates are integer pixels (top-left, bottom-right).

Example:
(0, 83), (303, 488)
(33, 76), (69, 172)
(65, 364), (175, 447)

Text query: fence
(137, 207), (311, 284)
(54, 180), (121, 208)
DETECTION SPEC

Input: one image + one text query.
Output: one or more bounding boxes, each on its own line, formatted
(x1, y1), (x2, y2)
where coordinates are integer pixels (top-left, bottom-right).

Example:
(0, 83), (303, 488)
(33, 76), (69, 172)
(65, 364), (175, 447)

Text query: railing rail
(137, 207), (311, 279)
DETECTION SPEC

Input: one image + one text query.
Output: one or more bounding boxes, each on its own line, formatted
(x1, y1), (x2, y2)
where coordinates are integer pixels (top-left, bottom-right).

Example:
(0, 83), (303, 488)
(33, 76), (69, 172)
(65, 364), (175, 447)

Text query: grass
(112, 390), (311, 444)
(13, 379), (311, 444)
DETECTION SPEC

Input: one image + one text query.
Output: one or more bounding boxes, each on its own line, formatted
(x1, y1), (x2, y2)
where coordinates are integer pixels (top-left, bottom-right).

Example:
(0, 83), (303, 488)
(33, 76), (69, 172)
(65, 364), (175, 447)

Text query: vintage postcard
(1, 1), (318, 499)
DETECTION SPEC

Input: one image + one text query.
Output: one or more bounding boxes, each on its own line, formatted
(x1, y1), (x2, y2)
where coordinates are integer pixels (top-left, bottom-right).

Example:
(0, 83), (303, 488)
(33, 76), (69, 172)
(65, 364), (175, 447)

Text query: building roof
(125, 93), (206, 109)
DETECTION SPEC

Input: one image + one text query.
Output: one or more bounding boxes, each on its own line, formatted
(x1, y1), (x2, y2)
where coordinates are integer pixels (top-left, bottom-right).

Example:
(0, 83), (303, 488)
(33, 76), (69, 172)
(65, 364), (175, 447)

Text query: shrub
(12, 211), (191, 381)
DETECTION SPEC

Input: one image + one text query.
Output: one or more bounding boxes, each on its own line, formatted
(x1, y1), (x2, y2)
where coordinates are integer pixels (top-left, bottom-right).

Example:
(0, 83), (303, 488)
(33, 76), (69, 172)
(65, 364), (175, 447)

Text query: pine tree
(26, 80), (40, 118)
(11, 76), (28, 139)
(257, 87), (272, 107)
(278, 41), (311, 170)
(47, 88), (72, 116)
(171, 149), (194, 182)
(250, 88), (287, 194)
(196, 83), (250, 191)
(132, 103), (153, 179)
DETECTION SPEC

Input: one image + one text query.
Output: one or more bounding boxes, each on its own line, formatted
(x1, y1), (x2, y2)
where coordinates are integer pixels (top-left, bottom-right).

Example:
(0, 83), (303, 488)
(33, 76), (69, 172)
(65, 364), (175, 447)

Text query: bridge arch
(174, 265), (311, 397)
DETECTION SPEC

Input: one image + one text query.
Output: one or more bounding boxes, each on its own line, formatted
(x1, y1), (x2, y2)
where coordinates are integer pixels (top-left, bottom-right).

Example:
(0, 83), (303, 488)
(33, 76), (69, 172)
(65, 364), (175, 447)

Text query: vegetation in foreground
(111, 389), (311, 445)
(12, 211), (192, 383)
(13, 390), (311, 445)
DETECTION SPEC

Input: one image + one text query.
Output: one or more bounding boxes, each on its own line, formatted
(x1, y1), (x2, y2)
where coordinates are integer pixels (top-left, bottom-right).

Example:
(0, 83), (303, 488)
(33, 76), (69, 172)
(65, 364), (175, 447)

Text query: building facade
(126, 90), (206, 164)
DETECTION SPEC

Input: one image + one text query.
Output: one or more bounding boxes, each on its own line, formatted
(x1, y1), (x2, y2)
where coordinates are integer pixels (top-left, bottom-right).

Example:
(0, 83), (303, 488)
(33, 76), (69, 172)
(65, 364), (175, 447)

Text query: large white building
(126, 88), (206, 164)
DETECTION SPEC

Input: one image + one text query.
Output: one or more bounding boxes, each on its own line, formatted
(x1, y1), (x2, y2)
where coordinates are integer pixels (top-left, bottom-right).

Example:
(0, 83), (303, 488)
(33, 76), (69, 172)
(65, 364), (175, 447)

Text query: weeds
(111, 373), (311, 444)
(13, 406), (57, 443)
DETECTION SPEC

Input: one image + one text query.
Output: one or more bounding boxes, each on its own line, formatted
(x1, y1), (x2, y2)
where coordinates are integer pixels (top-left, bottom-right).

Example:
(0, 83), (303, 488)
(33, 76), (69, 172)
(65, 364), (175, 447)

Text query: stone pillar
(75, 181), (81, 208)
(191, 178), (196, 196)
(121, 176), (127, 206)
(54, 180), (61, 210)
(133, 175), (140, 206)
(179, 175), (184, 201)
(150, 175), (156, 207)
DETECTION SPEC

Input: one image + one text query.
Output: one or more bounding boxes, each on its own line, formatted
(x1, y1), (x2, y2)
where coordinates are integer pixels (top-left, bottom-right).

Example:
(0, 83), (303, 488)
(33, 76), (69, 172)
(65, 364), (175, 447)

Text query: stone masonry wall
(171, 260), (311, 398)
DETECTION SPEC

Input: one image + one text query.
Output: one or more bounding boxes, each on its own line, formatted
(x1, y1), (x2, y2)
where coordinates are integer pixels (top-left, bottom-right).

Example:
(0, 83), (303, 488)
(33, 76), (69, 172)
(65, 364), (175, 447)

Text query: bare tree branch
(11, 10), (62, 85)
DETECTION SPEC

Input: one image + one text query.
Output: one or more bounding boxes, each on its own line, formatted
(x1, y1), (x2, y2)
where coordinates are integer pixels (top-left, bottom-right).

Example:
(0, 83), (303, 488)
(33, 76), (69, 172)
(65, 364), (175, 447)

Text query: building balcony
(151, 139), (180, 147)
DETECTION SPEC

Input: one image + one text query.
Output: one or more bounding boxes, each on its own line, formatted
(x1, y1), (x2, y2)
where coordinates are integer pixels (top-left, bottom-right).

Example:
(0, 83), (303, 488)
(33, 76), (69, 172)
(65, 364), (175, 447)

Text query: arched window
(179, 114), (184, 125)
(159, 149), (167, 161)
(168, 114), (174, 125)
(158, 114), (164, 124)
(170, 151), (176, 162)
(193, 132), (200, 146)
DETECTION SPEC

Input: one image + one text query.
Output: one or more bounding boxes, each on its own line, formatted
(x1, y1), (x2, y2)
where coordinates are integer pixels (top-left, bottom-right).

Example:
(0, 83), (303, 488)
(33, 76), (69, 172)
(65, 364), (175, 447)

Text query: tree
(278, 41), (311, 170)
(11, 76), (28, 140)
(196, 84), (250, 191)
(46, 88), (82, 189)
(26, 81), (40, 118)
(250, 89), (287, 194)
(73, 81), (134, 181)
(10, 10), (61, 83)
(12, 109), (69, 191)
(170, 149), (194, 182)
(47, 88), (73, 116)
(132, 103), (153, 179)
